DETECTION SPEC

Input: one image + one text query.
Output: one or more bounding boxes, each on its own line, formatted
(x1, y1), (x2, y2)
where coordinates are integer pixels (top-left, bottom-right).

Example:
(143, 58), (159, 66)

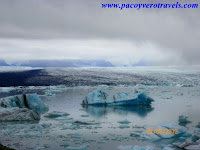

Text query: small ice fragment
(81, 115), (89, 117)
(40, 123), (52, 128)
(118, 145), (155, 150)
(74, 120), (100, 125)
(196, 122), (200, 128)
(185, 144), (200, 150)
(172, 142), (196, 149)
(66, 145), (88, 150)
(62, 125), (78, 130)
(44, 111), (70, 118)
(130, 132), (141, 137)
(119, 125), (130, 129)
(118, 119), (131, 124)
(162, 147), (174, 150)
(179, 115), (191, 123)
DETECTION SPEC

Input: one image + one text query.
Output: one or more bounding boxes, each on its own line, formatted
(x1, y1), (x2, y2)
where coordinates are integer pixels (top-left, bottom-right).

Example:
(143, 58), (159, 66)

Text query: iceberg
(0, 93), (49, 114)
(0, 93), (48, 121)
(0, 108), (40, 121)
(82, 89), (154, 106)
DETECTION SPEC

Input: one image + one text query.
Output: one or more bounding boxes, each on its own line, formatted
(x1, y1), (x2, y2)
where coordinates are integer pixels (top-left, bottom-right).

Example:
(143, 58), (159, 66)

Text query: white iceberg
(0, 108), (40, 121)
(82, 89), (154, 106)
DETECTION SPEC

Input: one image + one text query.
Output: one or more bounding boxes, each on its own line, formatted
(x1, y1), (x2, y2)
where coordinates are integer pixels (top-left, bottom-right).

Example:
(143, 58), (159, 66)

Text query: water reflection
(82, 105), (154, 118)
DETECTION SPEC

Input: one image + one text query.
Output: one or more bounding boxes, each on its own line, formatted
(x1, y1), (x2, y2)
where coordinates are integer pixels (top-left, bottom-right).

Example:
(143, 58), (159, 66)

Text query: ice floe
(82, 89), (154, 106)
(179, 115), (191, 124)
(0, 108), (40, 121)
(118, 145), (155, 150)
(44, 111), (70, 118)
(66, 145), (88, 150)
(118, 119), (131, 124)
(162, 147), (174, 150)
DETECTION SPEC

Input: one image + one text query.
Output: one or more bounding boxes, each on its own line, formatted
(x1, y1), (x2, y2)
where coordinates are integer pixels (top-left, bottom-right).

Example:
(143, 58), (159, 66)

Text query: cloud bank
(0, 0), (199, 66)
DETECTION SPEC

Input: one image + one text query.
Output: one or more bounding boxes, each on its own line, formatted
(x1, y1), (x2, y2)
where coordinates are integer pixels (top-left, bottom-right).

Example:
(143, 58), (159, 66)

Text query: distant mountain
(0, 60), (9, 66)
(0, 59), (114, 67)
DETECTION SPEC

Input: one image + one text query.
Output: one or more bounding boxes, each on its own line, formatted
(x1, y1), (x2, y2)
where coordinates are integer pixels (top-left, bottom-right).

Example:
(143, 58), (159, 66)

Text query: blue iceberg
(0, 93), (49, 114)
(82, 89), (154, 106)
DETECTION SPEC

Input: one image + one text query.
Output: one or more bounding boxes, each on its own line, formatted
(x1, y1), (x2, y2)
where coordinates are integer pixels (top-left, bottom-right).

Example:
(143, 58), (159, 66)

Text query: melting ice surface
(0, 67), (200, 150)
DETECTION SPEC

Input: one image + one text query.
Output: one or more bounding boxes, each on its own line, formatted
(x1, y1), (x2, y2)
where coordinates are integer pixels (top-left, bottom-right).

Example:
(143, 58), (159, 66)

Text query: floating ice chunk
(132, 146), (155, 150)
(172, 142), (195, 149)
(191, 129), (200, 142)
(118, 119), (131, 124)
(118, 145), (155, 150)
(119, 125), (130, 129)
(179, 115), (191, 123)
(185, 144), (200, 150)
(118, 145), (133, 150)
(66, 145), (88, 150)
(0, 108), (40, 121)
(82, 89), (154, 106)
(34, 146), (46, 150)
(74, 120), (100, 125)
(141, 123), (191, 140)
(130, 131), (141, 137)
(162, 147), (174, 150)
(0, 93), (49, 114)
(44, 111), (70, 118)
(196, 122), (200, 128)
(40, 123), (52, 128)
(62, 124), (78, 130)
(81, 115), (89, 117)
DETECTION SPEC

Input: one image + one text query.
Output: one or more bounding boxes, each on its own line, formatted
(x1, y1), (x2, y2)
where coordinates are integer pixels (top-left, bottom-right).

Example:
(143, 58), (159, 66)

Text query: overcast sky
(0, 0), (199, 66)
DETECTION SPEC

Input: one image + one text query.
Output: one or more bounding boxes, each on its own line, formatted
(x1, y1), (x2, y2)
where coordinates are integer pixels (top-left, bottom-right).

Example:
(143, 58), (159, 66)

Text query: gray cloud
(0, 0), (199, 65)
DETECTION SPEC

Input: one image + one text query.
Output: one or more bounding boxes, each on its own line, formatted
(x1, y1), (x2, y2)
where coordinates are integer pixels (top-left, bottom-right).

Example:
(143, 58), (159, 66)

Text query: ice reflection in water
(82, 105), (154, 118)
